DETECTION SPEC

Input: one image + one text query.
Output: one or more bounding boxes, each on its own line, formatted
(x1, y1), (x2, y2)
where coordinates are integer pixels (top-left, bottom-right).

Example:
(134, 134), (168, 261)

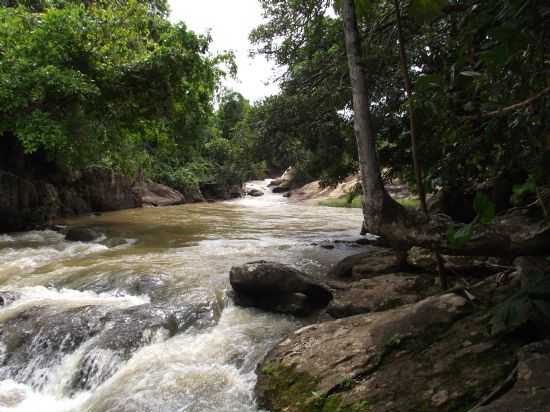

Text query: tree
(337, 0), (550, 258)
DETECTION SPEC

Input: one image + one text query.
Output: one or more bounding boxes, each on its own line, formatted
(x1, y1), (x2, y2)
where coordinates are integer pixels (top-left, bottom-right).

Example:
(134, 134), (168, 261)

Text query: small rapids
(0, 180), (364, 412)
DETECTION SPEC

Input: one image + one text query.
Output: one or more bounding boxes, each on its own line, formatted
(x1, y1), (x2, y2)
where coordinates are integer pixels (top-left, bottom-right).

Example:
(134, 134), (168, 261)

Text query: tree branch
(461, 86), (550, 121)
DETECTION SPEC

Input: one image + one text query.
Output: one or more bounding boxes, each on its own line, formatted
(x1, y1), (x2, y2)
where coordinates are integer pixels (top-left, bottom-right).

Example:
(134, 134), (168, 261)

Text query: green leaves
(333, 0), (373, 20)
(0, 0), (221, 171)
(409, 0), (445, 22)
(447, 193), (495, 249)
(473, 192), (496, 225)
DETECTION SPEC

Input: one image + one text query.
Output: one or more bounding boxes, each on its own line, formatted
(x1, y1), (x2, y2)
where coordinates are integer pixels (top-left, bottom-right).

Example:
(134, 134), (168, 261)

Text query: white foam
(0, 380), (90, 412)
(0, 286), (149, 322)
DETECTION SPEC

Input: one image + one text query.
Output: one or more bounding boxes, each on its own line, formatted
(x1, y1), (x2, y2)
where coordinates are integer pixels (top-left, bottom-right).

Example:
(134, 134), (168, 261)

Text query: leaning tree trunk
(340, 0), (550, 259)
(341, 0), (404, 234)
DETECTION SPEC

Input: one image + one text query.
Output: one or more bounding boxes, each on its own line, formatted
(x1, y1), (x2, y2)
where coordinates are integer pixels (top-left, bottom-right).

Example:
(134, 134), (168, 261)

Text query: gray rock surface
(132, 180), (185, 207)
(230, 261), (332, 316)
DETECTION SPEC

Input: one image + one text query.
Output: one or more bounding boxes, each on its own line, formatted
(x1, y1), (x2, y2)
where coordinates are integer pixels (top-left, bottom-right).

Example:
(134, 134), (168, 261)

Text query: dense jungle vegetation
(251, 0), (550, 194)
(0, 0), (264, 197)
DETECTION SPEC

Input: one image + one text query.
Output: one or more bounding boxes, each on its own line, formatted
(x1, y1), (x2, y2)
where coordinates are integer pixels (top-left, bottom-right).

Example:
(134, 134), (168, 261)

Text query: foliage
(0, 0), (222, 172)
(250, 0), (550, 210)
(318, 194), (362, 208)
(250, 5), (357, 182)
(0, 0), (262, 195)
(447, 193), (496, 249)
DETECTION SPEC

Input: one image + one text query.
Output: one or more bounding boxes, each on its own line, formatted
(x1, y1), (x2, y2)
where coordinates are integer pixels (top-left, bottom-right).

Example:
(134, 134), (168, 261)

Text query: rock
(200, 183), (243, 200)
(327, 247), (403, 280)
(407, 246), (511, 279)
(0, 172), (60, 232)
(256, 293), (473, 411)
(512, 256), (550, 288)
(229, 261), (333, 316)
(0, 166), (141, 233)
(0, 305), (105, 385)
(269, 167), (296, 193)
(247, 188), (264, 197)
(0, 290), (221, 393)
(0, 291), (19, 306)
(65, 227), (101, 242)
(65, 273), (172, 302)
(327, 273), (435, 318)
(272, 183), (290, 193)
(59, 187), (91, 215)
(77, 167), (141, 212)
(475, 340), (550, 412)
(132, 180), (185, 207)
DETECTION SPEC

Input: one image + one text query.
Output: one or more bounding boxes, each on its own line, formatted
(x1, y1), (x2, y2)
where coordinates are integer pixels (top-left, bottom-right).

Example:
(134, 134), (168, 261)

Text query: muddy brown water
(0, 181), (364, 412)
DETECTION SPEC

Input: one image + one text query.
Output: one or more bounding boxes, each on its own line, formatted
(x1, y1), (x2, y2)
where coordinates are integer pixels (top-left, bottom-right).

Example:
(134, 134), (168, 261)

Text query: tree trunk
(394, 0), (428, 216)
(341, 0), (403, 233)
(340, 0), (550, 259)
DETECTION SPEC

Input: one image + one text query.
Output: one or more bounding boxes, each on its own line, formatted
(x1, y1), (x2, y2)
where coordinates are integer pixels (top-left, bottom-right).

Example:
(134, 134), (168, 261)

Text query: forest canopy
(249, 0), (550, 202)
(0, 0), (263, 195)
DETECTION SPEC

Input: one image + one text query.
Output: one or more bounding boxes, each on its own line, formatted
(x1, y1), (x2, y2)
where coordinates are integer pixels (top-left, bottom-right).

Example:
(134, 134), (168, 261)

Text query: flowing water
(0, 181), (364, 412)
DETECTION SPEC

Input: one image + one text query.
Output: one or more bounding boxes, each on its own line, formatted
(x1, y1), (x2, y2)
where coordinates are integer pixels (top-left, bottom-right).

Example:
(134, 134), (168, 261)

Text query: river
(0, 180), (364, 412)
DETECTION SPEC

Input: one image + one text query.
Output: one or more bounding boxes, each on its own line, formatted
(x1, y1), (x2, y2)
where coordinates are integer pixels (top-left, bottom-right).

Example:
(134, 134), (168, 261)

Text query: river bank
(0, 166), (246, 234)
(233, 239), (550, 411)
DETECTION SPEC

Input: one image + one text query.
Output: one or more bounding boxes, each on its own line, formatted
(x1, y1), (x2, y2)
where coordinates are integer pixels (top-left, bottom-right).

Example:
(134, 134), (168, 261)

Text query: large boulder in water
(132, 180), (185, 207)
(65, 227), (101, 242)
(229, 261), (333, 316)
(269, 167), (297, 193)
(0, 291), (19, 306)
(247, 188), (264, 197)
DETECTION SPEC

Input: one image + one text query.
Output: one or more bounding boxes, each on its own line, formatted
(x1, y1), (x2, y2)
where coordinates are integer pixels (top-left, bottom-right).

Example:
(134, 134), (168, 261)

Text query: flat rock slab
(327, 247), (403, 280)
(327, 273), (435, 318)
(256, 293), (474, 411)
(256, 292), (531, 412)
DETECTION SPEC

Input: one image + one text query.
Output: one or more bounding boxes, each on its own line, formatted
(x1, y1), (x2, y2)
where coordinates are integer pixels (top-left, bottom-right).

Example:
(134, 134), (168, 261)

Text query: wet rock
(0, 306), (105, 386)
(475, 340), (550, 412)
(327, 247), (403, 280)
(71, 292), (221, 392)
(72, 273), (172, 302)
(272, 184), (290, 193)
(269, 167), (296, 193)
(320, 242), (335, 250)
(0, 291), (19, 306)
(230, 261), (333, 316)
(247, 188), (264, 197)
(0, 288), (222, 393)
(327, 273), (435, 318)
(201, 183), (243, 200)
(77, 167), (141, 212)
(256, 293), (486, 412)
(132, 180), (185, 207)
(65, 227), (101, 242)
